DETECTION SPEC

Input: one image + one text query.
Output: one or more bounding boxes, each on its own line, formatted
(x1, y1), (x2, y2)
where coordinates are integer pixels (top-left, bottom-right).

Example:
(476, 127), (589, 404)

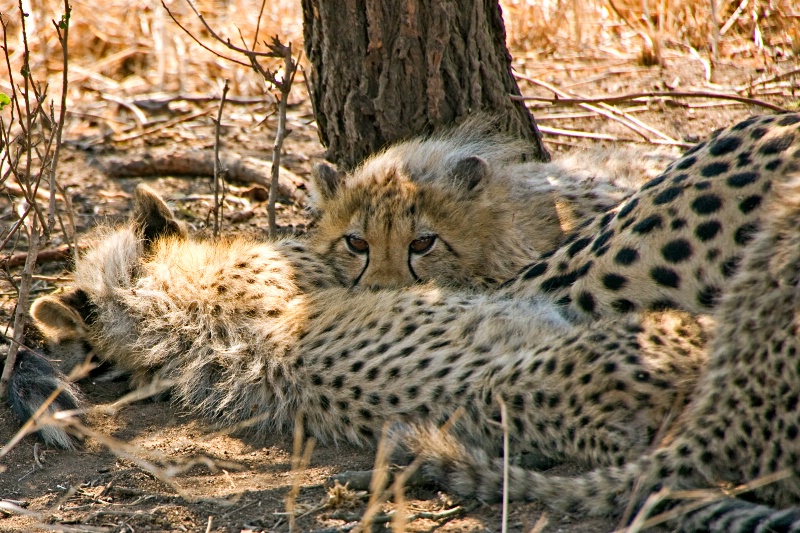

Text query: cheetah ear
(309, 162), (343, 204)
(133, 184), (187, 244)
(449, 156), (489, 194)
(30, 290), (88, 342)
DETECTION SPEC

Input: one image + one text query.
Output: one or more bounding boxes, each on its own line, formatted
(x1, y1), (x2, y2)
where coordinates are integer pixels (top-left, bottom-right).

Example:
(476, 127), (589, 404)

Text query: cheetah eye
(409, 235), (436, 254)
(344, 235), (369, 254)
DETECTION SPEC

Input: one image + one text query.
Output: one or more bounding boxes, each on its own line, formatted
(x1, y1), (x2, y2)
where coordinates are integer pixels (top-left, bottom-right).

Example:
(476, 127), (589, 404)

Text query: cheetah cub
(9, 185), (706, 476)
(309, 116), (668, 289)
(412, 172), (800, 533)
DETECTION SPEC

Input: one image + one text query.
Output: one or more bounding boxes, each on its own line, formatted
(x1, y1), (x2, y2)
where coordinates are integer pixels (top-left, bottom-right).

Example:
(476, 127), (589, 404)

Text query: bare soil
(1, 52), (798, 532)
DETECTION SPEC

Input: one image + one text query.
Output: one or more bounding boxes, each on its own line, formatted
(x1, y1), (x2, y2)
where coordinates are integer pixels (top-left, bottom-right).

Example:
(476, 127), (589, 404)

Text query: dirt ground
(1, 43), (798, 533)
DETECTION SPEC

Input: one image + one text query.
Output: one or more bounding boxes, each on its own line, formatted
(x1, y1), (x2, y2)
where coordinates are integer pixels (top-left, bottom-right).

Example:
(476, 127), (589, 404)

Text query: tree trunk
(302, 0), (549, 170)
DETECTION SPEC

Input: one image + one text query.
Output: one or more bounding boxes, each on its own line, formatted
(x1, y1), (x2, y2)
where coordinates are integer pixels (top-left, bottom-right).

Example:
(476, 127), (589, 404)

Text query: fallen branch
(93, 151), (307, 204)
(511, 89), (788, 113)
(515, 74), (679, 143)
(1, 243), (88, 269)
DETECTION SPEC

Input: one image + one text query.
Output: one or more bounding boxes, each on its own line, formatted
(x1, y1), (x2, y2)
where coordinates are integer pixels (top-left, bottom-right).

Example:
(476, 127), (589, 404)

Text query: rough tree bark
(302, 0), (549, 170)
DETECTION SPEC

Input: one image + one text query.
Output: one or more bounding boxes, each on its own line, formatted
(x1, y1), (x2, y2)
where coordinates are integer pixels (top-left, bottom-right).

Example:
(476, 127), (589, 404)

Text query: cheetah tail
(6, 345), (82, 450)
(407, 427), (800, 532)
(404, 424), (649, 517)
(678, 498), (800, 532)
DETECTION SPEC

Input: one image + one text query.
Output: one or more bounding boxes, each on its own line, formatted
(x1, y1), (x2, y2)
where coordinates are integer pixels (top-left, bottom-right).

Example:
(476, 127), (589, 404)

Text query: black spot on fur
(615, 247), (639, 266)
(632, 215), (663, 234)
(567, 237), (592, 257)
(739, 195), (762, 214)
(617, 198), (638, 218)
(732, 117), (759, 131)
(602, 273), (627, 291)
(670, 218), (687, 230)
(649, 299), (678, 311)
(652, 187), (683, 205)
(734, 222), (759, 246)
(719, 256), (741, 278)
(764, 158), (782, 171)
(695, 220), (722, 242)
(661, 239), (693, 263)
(727, 171), (759, 188)
(674, 156), (697, 171)
(701, 162), (729, 177)
(737, 151), (752, 167)
(697, 285), (721, 308)
(750, 127), (767, 140)
(691, 194), (723, 215)
(778, 114), (800, 126)
(612, 299), (635, 313)
(591, 230), (614, 253)
(708, 135), (742, 156)
(640, 174), (667, 190)
(671, 173), (690, 184)
(650, 266), (680, 288)
(759, 133), (796, 155)
(523, 262), (548, 280)
(577, 292), (596, 313)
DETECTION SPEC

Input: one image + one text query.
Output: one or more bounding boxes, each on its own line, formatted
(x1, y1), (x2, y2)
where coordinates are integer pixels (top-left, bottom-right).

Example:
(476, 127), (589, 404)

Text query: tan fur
(308, 117), (667, 289)
(503, 113), (800, 318)
(24, 185), (708, 470)
(410, 171), (800, 532)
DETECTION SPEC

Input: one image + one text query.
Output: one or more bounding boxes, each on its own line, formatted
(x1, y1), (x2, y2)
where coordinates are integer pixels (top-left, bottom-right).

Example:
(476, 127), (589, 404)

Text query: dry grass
(502, 0), (799, 62)
(0, 0), (794, 109)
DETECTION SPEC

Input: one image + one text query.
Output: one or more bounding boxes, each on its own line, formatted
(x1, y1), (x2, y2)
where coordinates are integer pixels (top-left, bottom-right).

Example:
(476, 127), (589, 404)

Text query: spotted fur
(8, 185), (706, 473)
(411, 171), (800, 532)
(503, 113), (800, 317)
(308, 116), (666, 289)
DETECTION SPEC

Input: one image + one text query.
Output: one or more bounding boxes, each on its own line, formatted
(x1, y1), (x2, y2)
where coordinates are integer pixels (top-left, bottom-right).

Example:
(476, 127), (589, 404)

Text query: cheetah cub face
(309, 153), (546, 289)
(307, 118), (665, 291)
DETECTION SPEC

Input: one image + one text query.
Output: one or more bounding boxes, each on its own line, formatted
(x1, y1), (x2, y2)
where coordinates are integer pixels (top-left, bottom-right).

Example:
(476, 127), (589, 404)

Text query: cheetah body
(15, 186), (707, 472)
(505, 113), (800, 318)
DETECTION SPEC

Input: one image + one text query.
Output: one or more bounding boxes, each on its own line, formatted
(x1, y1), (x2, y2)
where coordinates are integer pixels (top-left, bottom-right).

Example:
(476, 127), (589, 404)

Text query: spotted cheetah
(8, 185), (707, 475)
(410, 172), (800, 532)
(503, 113), (800, 318)
(309, 116), (667, 289)
(312, 113), (800, 320)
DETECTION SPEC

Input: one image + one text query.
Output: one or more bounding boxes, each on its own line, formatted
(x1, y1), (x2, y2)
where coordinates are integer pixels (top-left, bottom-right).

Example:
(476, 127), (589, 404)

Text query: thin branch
(212, 80), (230, 237)
(160, 1), (251, 68)
(511, 88), (789, 113)
(48, 2), (71, 237)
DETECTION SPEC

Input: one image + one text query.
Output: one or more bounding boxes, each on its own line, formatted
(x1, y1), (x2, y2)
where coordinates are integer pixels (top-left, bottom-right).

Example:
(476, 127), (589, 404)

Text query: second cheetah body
(14, 186), (707, 473)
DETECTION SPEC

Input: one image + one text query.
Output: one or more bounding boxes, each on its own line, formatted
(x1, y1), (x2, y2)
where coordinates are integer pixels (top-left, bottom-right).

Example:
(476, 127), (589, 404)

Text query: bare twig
(497, 395), (509, 533)
(48, 2), (71, 237)
(266, 44), (298, 236)
(511, 87), (789, 113)
(163, 1), (299, 235)
(212, 80), (230, 236)
(0, 1), (70, 397)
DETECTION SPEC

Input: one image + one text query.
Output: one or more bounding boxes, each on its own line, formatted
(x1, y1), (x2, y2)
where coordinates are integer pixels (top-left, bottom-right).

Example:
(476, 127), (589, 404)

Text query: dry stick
(360, 425), (396, 532)
(511, 88), (788, 114)
(537, 125), (624, 142)
(0, 243), (87, 269)
(266, 45), (297, 236)
(110, 109), (211, 143)
(286, 414), (316, 533)
(212, 80), (230, 237)
(739, 66), (800, 92)
(515, 74), (678, 144)
(163, 0), (299, 235)
(48, 2), (71, 237)
(496, 395), (510, 533)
